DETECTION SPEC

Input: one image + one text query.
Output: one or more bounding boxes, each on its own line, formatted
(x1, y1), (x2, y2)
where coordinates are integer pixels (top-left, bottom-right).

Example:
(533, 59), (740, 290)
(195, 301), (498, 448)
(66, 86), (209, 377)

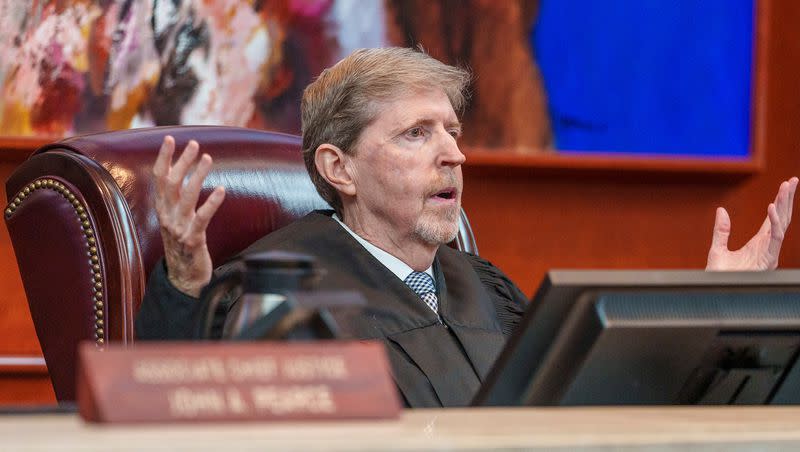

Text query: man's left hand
(706, 177), (799, 271)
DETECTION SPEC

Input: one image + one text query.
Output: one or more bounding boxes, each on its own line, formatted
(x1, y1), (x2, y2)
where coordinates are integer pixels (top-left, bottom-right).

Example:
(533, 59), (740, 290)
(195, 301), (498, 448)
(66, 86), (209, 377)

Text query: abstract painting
(0, 1), (755, 158)
(0, 0), (387, 138)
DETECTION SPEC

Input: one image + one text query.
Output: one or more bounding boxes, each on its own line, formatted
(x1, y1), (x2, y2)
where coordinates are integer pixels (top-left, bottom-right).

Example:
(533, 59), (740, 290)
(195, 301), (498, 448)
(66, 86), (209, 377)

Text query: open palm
(706, 177), (798, 271)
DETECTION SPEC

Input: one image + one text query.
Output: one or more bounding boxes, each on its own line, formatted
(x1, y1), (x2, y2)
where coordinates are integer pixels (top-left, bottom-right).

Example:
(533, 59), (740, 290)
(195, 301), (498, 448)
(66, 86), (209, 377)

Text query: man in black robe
(136, 47), (798, 407)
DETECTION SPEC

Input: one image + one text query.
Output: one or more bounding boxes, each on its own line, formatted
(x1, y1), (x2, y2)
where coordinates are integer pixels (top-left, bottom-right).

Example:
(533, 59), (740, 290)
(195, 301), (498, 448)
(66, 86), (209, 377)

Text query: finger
(153, 136), (175, 195)
(188, 186), (226, 236)
(177, 154), (213, 217)
(710, 207), (731, 251)
(768, 203), (784, 238)
(166, 140), (200, 201)
(767, 203), (784, 269)
(773, 180), (791, 227)
(787, 176), (798, 222)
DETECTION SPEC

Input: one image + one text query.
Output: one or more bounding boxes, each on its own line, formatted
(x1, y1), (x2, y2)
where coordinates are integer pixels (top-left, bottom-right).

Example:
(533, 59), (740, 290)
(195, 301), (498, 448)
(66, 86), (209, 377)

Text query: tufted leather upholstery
(4, 126), (478, 402)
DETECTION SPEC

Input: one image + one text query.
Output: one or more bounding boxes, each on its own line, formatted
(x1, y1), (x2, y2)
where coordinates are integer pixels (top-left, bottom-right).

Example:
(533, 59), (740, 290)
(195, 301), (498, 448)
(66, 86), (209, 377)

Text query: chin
(414, 214), (460, 245)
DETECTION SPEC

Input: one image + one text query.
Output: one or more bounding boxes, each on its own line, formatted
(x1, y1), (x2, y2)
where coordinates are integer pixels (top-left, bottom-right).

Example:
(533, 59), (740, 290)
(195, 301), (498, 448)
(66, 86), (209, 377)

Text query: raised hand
(706, 177), (798, 271)
(153, 136), (226, 296)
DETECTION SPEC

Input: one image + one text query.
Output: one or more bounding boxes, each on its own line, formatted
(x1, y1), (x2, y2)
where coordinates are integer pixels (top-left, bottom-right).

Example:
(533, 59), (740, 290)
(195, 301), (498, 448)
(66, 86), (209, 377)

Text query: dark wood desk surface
(4, 406), (800, 451)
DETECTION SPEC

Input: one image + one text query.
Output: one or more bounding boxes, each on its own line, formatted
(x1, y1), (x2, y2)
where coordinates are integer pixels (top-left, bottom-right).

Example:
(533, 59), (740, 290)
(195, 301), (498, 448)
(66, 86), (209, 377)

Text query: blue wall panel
(532, 0), (753, 156)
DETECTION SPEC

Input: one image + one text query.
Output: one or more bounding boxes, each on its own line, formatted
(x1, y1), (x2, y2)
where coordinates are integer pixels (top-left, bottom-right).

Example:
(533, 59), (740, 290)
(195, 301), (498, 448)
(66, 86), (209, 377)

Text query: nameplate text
(77, 341), (401, 423)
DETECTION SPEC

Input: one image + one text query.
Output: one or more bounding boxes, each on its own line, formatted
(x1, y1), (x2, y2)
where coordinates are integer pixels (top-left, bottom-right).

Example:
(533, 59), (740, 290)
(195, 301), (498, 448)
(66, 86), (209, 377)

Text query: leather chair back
(4, 126), (478, 401)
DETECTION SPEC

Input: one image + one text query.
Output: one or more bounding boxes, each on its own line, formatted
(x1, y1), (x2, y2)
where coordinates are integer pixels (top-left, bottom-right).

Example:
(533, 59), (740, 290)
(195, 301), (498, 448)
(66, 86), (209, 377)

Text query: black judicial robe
(136, 211), (527, 407)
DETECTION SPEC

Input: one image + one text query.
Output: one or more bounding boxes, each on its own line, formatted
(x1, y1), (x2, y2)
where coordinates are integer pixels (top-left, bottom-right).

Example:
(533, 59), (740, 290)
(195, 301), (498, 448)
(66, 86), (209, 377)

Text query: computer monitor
(473, 270), (800, 406)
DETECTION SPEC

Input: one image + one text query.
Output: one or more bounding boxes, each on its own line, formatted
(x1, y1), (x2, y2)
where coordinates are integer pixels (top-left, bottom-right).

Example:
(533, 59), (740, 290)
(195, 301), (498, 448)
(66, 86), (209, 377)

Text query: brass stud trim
(5, 177), (105, 347)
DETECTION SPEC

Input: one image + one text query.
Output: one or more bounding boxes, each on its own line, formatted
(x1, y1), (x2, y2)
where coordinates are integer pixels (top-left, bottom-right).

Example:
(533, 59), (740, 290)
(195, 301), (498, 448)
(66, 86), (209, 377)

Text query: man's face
(347, 87), (466, 246)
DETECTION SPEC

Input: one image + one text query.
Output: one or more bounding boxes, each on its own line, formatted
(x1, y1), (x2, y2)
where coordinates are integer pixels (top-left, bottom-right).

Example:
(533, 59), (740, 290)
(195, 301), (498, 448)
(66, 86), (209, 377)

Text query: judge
(136, 47), (798, 407)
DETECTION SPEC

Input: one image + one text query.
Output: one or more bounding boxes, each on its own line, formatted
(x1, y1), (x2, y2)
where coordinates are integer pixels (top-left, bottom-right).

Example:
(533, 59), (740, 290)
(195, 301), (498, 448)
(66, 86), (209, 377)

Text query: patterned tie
(404, 271), (439, 314)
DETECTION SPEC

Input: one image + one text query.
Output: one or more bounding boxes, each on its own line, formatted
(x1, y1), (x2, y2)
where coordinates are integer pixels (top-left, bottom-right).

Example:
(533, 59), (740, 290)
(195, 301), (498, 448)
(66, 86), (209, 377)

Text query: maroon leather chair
(4, 126), (478, 402)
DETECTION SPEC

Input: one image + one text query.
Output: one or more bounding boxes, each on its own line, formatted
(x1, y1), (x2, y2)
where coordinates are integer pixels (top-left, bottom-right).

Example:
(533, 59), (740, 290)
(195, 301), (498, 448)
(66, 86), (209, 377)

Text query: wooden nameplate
(77, 341), (401, 423)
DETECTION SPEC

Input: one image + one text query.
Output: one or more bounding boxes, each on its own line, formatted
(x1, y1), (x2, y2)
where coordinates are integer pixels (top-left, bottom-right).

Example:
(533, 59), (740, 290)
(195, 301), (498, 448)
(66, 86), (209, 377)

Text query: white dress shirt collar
(332, 213), (434, 282)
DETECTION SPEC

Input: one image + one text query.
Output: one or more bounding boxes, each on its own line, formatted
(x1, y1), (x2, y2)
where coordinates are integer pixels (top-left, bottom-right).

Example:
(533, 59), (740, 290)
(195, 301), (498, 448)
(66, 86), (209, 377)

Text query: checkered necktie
(404, 271), (438, 314)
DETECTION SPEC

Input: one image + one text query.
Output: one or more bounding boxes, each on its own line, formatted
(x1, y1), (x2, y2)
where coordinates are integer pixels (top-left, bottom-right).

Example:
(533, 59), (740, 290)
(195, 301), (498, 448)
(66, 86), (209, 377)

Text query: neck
(340, 208), (438, 271)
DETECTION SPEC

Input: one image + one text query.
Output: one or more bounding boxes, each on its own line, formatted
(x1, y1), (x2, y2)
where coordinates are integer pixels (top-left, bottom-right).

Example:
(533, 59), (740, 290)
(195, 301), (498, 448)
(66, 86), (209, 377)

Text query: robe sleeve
(134, 258), (204, 340)
(135, 258), (242, 340)
(463, 253), (528, 336)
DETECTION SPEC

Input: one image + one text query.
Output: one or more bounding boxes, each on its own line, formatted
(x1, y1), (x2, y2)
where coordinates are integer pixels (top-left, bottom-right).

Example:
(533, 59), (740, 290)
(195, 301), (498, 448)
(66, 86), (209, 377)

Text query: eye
(448, 128), (462, 139)
(406, 127), (425, 139)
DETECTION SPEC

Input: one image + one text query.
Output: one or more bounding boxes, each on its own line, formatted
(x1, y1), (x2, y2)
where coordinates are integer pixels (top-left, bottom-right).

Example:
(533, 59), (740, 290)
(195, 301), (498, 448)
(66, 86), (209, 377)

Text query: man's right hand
(153, 136), (226, 297)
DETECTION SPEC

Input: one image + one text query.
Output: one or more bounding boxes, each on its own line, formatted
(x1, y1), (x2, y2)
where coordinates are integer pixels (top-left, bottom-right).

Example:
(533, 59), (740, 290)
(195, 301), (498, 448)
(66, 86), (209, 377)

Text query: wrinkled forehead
(366, 85), (459, 124)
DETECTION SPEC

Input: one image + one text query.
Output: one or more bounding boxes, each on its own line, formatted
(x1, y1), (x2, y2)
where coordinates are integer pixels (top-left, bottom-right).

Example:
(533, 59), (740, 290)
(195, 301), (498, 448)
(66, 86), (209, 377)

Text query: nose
(437, 131), (466, 168)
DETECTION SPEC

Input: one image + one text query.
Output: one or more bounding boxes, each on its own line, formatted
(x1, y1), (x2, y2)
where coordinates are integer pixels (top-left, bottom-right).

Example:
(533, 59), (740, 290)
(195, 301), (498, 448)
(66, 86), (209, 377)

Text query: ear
(315, 143), (356, 197)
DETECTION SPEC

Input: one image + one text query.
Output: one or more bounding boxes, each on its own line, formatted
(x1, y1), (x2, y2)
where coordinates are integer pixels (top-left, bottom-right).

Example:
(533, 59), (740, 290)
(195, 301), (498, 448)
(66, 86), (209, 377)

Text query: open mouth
(432, 187), (457, 200)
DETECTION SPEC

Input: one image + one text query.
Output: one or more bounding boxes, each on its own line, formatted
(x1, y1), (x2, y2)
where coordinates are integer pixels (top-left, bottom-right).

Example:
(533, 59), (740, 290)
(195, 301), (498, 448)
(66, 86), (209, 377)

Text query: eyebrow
(446, 120), (463, 132)
(391, 118), (463, 136)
